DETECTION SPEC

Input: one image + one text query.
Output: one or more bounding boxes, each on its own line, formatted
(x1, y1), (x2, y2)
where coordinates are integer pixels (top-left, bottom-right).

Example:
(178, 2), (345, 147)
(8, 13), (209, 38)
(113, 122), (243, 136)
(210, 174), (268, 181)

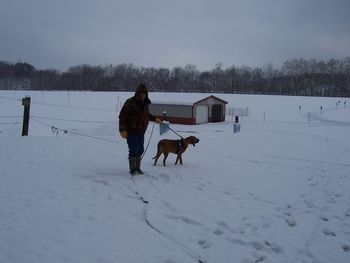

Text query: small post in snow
(22, 96), (31, 136)
(233, 116), (240, 133)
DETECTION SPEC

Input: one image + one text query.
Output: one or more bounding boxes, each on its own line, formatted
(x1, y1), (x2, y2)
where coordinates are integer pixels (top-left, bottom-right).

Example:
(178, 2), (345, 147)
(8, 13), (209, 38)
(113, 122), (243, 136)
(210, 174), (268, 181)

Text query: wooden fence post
(22, 96), (31, 136)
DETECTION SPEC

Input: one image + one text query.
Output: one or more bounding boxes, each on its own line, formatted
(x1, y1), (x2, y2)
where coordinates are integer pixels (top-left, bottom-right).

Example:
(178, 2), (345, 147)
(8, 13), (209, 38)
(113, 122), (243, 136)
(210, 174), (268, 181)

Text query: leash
(161, 122), (184, 139)
(141, 122), (155, 160)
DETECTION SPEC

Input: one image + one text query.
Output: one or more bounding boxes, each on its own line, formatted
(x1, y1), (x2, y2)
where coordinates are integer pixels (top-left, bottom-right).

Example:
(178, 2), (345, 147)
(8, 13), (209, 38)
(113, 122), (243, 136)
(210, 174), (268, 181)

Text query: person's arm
(119, 101), (130, 138)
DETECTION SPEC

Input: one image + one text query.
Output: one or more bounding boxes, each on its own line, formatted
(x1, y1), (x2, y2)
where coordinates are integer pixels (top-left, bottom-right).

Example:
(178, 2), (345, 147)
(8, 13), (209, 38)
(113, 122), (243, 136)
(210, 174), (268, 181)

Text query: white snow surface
(1, 90), (350, 263)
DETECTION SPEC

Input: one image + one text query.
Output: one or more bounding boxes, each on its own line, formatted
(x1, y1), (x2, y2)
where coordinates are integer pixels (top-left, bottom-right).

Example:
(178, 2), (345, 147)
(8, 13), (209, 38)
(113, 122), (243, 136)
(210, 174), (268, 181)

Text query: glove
(120, 130), (128, 139)
(155, 118), (162, 124)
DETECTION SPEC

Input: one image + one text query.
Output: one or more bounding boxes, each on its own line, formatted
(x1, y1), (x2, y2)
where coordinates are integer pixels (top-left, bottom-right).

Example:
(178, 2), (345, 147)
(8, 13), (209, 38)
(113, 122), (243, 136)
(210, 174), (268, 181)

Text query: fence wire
(30, 117), (119, 144)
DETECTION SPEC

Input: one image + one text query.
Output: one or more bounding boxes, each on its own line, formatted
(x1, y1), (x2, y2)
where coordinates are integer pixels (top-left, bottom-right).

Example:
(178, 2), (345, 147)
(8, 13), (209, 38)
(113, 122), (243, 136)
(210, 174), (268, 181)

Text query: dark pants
(127, 131), (144, 158)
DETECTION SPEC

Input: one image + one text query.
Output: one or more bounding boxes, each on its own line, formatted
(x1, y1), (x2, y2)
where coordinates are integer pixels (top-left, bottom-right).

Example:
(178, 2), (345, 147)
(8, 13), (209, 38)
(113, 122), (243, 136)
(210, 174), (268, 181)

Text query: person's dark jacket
(119, 85), (156, 134)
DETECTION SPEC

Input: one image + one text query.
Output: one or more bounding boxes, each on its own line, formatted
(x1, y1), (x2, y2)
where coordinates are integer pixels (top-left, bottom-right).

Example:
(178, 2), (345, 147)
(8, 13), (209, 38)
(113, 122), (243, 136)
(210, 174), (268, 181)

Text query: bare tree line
(1, 57), (350, 97)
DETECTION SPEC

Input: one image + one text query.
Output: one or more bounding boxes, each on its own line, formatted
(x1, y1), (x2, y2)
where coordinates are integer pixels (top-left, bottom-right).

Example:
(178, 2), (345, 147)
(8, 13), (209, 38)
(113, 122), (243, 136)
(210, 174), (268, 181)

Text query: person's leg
(135, 134), (145, 174)
(127, 131), (139, 174)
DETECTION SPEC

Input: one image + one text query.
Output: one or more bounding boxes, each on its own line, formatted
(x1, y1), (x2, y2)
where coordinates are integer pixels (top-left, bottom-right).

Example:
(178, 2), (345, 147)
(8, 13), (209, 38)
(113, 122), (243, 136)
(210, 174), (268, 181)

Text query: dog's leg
(175, 154), (180, 165)
(179, 154), (183, 165)
(163, 152), (169, 166)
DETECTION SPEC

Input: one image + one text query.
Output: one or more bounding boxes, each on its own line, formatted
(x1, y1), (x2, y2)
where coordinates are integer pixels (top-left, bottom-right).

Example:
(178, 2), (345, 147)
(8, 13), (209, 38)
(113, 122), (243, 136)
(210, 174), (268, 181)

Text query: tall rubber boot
(129, 157), (137, 175)
(135, 156), (144, 174)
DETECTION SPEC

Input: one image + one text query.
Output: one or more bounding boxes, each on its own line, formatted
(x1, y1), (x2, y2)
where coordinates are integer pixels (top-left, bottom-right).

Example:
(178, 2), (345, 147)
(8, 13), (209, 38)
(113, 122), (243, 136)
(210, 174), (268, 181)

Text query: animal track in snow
(283, 208), (297, 227)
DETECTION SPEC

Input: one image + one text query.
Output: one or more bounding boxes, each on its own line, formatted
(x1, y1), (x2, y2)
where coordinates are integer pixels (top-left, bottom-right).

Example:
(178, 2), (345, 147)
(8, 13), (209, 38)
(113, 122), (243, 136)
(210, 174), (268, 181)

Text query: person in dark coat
(119, 83), (161, 175)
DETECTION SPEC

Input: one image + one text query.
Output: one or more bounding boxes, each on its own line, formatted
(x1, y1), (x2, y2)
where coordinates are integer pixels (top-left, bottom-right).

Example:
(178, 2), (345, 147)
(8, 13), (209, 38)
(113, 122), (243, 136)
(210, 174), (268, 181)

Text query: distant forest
(1, 57), (350, 97)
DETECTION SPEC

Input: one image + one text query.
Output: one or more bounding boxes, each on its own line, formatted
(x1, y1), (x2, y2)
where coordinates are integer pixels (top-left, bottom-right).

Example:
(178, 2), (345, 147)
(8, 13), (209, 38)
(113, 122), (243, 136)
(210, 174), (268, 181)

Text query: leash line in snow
(139, 196), (207, 263)
(30, 117), (119, 144)
(144, 214), (207, 263)
(130, 175), (207, 263)
(135, 191), (149, 204)
(128, 173), (149, 204)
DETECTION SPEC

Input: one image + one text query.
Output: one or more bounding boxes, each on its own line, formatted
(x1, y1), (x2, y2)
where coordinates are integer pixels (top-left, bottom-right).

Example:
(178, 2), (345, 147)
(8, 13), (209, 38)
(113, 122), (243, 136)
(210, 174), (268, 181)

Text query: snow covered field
(1, 90), (350, 263)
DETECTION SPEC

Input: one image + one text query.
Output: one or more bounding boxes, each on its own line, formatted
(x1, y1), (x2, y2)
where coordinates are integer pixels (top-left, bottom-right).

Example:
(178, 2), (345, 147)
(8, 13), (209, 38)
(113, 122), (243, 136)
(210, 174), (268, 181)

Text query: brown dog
(153, 136), (200, 166)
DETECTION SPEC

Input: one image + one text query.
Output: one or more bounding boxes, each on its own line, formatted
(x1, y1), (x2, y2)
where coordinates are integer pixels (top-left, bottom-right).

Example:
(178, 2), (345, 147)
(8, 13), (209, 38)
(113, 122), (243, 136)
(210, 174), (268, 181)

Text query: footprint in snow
(319, 215), (329, 222)
(243, 252), (266, 263)
(213, 228), (224, 236)
(334, 193), (342, 198)
(322, 229), (336, 236)
(283, 209), (297, 227)
(345, 209), (350, 217)
(251, 241), (264, 251)
(342, 245), (350, 253)
(309, 182), (319, 187)
(216, 221), (238, 234)
(250, 240), (283, 254)
(285, 218), (297, 227)
(284, 211), (291, 217)
(165, 214), (201, 226)
(263, 240), (283, 254)
(198, 240), (212, 249)
(92, 179), (110, 186)
(217, 221), (230, 228)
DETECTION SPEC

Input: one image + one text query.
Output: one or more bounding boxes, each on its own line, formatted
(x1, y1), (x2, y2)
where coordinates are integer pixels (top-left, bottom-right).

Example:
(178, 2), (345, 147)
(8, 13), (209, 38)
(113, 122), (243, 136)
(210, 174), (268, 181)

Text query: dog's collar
(176, 139), (187, 153)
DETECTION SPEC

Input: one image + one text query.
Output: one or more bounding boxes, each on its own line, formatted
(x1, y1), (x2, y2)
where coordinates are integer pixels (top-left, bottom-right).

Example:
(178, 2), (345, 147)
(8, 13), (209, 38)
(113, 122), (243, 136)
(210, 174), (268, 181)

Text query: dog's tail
(152, 142), (162, 159)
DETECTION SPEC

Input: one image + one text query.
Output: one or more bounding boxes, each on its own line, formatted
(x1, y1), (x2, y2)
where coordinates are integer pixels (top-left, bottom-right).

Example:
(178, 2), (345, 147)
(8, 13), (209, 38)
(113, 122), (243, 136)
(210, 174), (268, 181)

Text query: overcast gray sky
(1, 0), (349, 71)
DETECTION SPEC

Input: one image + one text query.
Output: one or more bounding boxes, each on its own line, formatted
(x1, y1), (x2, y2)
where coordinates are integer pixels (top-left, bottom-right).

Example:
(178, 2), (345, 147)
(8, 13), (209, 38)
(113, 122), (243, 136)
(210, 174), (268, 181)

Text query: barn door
(212, 104), (223, 122)
(196, 105), (208, 124)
